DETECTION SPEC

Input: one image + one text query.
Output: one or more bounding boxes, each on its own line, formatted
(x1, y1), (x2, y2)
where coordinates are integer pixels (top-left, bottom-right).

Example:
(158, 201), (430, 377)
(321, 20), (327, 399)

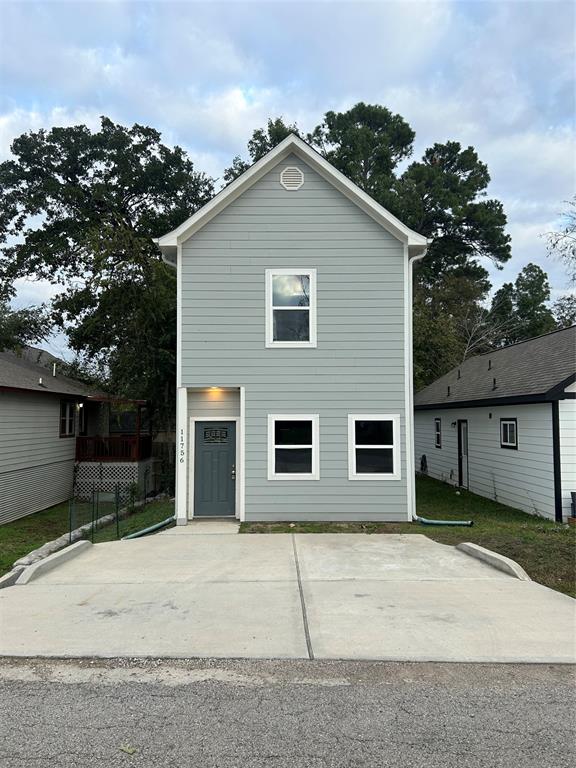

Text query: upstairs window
(348, 415), (401, 480)
(434, 418), (442, 448)
(268, 415), (319, 480)
(265, 269), (317, 348)
(500, 418), (518, 449)
(60, 401), (75, 437)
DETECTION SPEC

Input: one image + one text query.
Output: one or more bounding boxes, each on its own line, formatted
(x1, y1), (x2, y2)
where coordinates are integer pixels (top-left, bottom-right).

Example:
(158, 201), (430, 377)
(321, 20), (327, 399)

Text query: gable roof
(155, 134), (429, 261)
(0, 349), (98, 398)
(414, 325), (576, 409)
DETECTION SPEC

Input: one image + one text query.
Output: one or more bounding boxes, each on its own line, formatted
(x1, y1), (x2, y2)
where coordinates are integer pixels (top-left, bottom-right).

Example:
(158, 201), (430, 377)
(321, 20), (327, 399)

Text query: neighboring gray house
(0, 350), (153, 524)
(414, 326), (576, 522)
(156, 134), (428, 523)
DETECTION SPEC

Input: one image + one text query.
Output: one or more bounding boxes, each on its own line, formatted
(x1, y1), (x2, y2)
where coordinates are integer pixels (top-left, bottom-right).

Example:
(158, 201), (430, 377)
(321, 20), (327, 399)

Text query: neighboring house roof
(155, 133), (429, 261)
(414, 326), (576, 409)
(0, 349), (97, 398)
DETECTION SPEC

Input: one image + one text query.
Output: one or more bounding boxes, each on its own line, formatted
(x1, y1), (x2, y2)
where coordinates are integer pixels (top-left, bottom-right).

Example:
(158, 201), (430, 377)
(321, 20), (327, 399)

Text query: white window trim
(434, 417), (442, 449)
(500, 418), (518, 448)
(60, 401), (76, 437)
(268, 414), (320, 480)
(348, 414), (401, 481)
(265, 268), (317, 348)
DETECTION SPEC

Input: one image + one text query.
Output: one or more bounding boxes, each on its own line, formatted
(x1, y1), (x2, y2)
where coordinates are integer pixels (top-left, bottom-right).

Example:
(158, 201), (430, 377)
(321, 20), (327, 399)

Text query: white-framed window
(348, 414), (401, 480)
(265, 268), (317, 348)
(267, 414), (319, 480)
(60, 401), (76, 437)
(434, 418), (442, 449)
(500, 418), (518, 449)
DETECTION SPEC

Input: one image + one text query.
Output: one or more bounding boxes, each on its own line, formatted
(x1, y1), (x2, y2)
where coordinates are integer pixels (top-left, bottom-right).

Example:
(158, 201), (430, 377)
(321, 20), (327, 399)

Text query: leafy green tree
(223, 117), (300, 183)
(514, 263), (556, 339)
(0, 299), (50, 352)
(308, 102), (414, 205)
(0, 117), (214, 429)
(230, 105), (511, 386)
(552, 294), (576, 329)
(489, 264), (556, 345)
(546, 197), (576, 284)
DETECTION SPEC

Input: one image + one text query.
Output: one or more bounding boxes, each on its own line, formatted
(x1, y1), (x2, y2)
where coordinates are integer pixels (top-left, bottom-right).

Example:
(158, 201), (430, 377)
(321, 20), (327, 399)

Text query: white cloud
(0, 107), (103, 160)
(1, 0), (574, 299)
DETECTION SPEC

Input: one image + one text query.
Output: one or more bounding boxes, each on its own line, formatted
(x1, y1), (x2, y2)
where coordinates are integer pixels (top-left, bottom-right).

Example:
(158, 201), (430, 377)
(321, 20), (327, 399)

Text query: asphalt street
(1, 658), (574, 767)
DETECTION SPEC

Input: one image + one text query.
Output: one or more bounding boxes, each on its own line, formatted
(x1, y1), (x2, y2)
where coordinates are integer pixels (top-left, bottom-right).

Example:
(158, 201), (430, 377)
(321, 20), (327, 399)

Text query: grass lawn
(0, 498), (175, 577)
(240, 475), (576, 598)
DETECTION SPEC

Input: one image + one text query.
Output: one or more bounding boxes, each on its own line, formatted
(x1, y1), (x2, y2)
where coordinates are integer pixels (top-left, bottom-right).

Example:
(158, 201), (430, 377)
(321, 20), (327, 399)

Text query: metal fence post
(91, 486), (97, 543)
(69, 498), (73, 545)
(115, 483), (120, 540)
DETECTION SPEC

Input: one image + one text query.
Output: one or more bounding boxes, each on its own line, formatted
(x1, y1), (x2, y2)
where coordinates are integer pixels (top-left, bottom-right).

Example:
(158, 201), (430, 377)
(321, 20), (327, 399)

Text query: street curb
(457, 542), (531, 581)
(0, 567), (26, 589)
(15, 541), (92, 585)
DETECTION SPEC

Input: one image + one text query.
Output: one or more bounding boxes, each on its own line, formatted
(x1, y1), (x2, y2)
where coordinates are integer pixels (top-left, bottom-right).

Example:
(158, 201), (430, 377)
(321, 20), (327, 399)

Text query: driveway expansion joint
(291, 534), (314, 660)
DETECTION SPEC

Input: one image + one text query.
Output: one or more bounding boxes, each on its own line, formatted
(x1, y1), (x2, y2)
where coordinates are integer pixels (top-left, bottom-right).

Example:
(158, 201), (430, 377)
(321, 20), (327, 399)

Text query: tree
(0, 299), (50, 352)
(0, 117), (214, 429)
(223, 117), (300, 183)
(456, 301), (519, 361)
(553, 294), (576, 329)
(231, 105), (512, 387)
(489, 263), (556, 345)
(546, 197), (576, 284)
(308, 102), (414, 206)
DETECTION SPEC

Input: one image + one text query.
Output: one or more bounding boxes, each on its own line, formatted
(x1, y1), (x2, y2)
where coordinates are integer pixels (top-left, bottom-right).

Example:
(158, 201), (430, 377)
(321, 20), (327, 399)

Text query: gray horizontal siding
(181, 154), (408, 521)
(414, 404), (555, 520)
(0, 460), (73, 525)
(0, 391), (75, 523)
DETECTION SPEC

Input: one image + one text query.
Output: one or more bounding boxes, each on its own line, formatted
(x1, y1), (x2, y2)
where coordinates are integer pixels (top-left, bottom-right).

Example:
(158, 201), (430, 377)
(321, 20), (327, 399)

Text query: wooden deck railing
(76, 435), (152, 462)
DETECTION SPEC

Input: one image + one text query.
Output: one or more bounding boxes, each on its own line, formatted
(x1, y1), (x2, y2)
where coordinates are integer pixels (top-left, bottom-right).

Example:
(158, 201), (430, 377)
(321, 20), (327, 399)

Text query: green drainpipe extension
(121, 516), (175, 540)
(413, 515), (473, 527)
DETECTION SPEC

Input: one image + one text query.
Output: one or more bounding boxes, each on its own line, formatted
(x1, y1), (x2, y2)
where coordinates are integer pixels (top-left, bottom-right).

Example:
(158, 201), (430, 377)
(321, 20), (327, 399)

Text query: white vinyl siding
(558, 399), (576, 519)
(415, 403), (556, 520)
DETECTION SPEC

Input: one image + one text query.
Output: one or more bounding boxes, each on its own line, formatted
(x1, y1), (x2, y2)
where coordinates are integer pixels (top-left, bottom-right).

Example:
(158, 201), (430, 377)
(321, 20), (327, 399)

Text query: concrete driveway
(1, 527), (574, 662)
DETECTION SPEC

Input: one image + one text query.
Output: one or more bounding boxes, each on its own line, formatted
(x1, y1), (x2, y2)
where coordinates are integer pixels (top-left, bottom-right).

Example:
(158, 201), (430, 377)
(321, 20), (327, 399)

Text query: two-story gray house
(156, 135), (428, 523)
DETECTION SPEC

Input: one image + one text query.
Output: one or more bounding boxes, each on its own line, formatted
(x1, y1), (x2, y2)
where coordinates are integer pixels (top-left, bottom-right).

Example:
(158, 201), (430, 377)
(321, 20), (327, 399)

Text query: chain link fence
(69, 471), (175, 544)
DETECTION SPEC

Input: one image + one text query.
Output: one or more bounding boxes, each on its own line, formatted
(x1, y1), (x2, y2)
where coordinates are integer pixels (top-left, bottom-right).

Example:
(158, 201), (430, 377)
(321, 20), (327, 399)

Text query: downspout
(408, 243), (473, 528)
(122, 516), (175, 539)
(406, 245), (427, 522)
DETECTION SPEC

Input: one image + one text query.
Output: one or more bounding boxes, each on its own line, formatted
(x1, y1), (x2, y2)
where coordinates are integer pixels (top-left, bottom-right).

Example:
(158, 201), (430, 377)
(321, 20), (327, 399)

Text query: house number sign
(179, 428), (185, 464)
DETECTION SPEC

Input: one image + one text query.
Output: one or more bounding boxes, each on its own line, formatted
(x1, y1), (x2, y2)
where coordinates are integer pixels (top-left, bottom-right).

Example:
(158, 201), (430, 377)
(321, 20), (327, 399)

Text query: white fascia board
(155, 134), (429, 251)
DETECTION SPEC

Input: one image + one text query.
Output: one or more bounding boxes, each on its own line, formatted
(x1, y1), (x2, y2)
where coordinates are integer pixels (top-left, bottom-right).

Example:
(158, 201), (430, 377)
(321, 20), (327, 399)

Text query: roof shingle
(0, 350), (97, 398)
(414, 326), (576, 408)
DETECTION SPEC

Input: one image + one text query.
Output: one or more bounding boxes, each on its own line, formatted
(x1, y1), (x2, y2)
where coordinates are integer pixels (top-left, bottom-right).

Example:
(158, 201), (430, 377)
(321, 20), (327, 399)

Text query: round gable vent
(280, 166), (304, 191)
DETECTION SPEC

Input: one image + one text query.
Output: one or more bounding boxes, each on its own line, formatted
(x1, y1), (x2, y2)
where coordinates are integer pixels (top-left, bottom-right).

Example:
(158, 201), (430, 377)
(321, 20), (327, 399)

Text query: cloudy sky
(1, 0), (574, 357)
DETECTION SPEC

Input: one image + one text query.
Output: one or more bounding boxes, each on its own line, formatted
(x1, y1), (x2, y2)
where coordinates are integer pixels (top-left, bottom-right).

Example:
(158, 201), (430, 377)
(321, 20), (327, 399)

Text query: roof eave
(155, 134), (428, 250)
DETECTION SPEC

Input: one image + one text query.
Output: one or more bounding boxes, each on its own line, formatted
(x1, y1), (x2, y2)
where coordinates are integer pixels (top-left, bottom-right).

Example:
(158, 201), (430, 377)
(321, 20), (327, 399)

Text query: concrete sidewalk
(1, 533), (574, 662)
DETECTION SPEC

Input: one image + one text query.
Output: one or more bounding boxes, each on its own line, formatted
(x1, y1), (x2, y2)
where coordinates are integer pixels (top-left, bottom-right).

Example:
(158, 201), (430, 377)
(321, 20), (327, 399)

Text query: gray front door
(194, 421), (236, 517)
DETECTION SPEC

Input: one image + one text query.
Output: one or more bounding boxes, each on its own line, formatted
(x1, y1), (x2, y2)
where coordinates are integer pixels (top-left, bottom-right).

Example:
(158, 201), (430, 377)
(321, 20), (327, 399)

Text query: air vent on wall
(280, 166), (304, 190)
